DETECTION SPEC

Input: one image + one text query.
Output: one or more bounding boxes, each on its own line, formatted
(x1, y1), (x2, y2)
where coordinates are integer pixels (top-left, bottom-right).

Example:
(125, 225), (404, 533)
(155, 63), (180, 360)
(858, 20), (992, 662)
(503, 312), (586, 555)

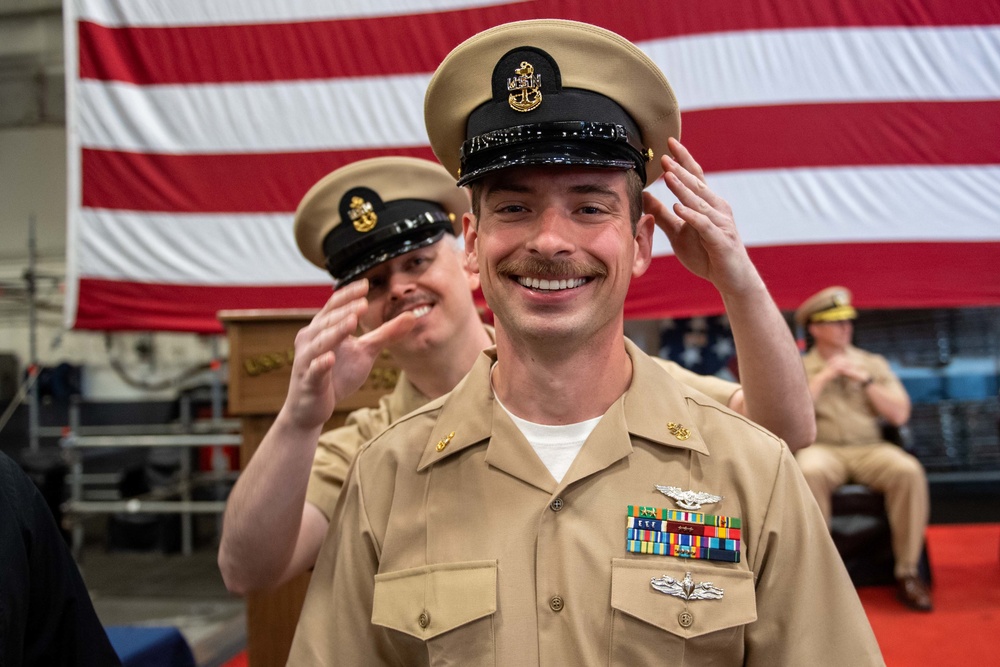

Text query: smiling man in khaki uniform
(794, 286), (932, 611)
(217, 155), (813, 597)
(289, 19), (879, 665)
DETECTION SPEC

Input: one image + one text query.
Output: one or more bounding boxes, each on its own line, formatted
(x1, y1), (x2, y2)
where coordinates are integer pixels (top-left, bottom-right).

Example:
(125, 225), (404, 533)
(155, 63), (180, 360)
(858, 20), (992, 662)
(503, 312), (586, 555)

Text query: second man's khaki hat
(294, 156), (470, 286)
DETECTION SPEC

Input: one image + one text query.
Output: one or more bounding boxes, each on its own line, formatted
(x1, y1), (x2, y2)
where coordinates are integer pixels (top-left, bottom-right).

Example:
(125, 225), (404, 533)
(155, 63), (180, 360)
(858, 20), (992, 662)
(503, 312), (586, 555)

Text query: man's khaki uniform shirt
(803, 345), (908, 446)
(305, 339), (740, 520)
(290, 340), (881, 665)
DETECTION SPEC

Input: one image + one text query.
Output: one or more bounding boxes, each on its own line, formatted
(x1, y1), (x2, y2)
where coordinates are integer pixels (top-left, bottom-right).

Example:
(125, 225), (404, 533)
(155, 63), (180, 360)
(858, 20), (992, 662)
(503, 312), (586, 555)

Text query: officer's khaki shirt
(306, 372), (429, 520)
(305, 331), (738, 520)
(804, 345), (909, 446)
(290, 340), (881, 666)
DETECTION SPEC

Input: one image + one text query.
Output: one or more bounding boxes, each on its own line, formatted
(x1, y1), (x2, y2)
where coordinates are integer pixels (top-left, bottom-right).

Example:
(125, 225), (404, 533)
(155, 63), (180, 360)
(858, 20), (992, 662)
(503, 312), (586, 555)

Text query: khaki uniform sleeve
(289, 448), (398, 665)
(655, 358), (740, 406)
(306, 404), (391, 521)
(305, 425), (364, 522)
(306, 377), (429, 520)
(745, 446), (884, 665)
(867, 352), (910, 404)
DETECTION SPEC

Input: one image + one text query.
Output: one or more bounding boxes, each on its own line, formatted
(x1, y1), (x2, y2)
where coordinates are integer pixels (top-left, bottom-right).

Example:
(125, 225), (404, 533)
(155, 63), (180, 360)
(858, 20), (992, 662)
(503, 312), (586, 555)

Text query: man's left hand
(643, 137), (760, 296)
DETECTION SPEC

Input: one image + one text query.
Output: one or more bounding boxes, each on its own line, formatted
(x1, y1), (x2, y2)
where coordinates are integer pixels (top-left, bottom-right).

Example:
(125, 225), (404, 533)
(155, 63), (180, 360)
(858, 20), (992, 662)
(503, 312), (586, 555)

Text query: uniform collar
(621, 338), (710, 456)
(390, 324), (495, 414)
(417, 338), (710, 473)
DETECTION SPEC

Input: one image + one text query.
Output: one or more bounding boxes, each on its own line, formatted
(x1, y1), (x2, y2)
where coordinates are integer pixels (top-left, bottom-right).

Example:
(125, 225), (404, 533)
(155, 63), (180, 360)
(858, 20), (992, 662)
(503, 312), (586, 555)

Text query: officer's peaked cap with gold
(294, 156), (470, 286)
(425, 19), (680, 187)
(795, 286), (858, 326)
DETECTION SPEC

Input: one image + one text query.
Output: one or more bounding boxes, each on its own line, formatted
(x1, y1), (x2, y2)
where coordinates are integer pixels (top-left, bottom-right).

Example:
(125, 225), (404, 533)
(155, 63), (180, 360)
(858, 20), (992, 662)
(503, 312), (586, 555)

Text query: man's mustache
(496, 257), (607, 280)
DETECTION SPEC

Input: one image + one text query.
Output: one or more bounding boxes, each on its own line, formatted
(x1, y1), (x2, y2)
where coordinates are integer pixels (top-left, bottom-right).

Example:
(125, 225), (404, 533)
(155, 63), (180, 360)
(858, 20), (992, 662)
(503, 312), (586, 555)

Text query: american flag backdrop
(64, 0), (1000, 333)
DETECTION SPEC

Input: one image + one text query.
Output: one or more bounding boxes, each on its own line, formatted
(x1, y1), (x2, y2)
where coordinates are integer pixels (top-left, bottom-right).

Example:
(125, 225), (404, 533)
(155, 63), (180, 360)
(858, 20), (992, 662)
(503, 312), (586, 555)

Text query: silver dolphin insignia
(650, 572), (724, 601)
(655, 485), (723, 511)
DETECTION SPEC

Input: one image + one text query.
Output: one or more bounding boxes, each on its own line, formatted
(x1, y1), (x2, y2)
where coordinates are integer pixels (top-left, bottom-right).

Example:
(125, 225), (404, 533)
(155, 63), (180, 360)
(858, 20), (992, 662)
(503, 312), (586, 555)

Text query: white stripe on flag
(75, 26), (1000, 154)
(654, 27), (1000, 111)
(646, 165), (1000, 256)
(75, 210), (329, 284)
(77, 74), (432, 153)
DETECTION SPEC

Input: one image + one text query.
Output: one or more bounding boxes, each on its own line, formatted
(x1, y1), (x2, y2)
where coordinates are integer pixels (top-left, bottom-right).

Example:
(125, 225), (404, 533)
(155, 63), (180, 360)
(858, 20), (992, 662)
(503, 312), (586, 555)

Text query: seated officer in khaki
(217, 156), (812, 595)
(289, 20), (880, 665)
(794, 286), (931, 612)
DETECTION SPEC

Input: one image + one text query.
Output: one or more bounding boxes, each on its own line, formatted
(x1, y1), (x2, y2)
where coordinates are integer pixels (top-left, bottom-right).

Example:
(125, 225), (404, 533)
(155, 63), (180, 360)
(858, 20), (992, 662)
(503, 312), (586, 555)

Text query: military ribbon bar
(625, 505), (743, 564)
(625, 539), (741, 563)
(627, 506), (741, 528)
(626, 516), (742, 540)
(626, 528), (739, 552)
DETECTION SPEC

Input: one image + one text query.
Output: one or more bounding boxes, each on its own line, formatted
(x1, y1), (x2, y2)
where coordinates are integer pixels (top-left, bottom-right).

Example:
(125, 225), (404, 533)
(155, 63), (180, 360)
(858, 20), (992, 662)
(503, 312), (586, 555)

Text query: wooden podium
(219, 309), (399, 666)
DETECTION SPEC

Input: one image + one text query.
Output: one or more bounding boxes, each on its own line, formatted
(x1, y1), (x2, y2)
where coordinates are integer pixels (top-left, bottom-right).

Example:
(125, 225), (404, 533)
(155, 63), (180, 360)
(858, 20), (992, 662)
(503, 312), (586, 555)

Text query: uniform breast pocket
(609, 558), (757, 666)
(372, 560), (497, 667)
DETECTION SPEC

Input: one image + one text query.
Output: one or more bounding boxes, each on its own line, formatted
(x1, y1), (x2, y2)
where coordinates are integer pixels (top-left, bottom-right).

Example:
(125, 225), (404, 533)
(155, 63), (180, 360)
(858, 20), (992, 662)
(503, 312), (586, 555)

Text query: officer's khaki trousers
(795, 442), (930, 579)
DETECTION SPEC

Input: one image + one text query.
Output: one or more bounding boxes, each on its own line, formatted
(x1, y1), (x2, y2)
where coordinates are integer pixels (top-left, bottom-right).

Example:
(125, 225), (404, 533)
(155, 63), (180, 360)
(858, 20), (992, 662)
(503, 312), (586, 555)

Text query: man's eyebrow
(483, 181), (534, 199)
(483, 181), (620, 199)
(568, 183), (619, 198)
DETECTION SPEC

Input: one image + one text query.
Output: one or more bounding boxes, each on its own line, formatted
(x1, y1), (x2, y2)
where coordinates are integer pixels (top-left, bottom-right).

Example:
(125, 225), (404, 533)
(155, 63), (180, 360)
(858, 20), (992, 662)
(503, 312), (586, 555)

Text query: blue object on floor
(105, 626), (196, 667)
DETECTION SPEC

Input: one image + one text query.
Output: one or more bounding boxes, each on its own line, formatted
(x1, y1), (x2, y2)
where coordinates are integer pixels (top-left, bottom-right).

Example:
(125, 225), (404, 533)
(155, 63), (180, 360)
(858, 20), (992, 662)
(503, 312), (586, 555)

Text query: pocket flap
(372, 560), (497, 640)
(611, 559), (756, 639)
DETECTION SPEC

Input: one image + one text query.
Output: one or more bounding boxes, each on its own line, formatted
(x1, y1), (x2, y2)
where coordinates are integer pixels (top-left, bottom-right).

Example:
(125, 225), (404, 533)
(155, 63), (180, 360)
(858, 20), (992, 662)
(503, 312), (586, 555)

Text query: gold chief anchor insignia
(436, 431), (456, 452)
(348, 196), (378, 232)
(655, 485), (723, 511)
(507, 61), (542, 112)
(667, 422), (691, 441)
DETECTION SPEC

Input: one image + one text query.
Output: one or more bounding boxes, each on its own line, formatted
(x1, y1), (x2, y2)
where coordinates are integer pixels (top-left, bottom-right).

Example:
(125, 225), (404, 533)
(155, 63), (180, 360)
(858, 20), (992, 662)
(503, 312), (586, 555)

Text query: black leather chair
(828, 424), (931, 587)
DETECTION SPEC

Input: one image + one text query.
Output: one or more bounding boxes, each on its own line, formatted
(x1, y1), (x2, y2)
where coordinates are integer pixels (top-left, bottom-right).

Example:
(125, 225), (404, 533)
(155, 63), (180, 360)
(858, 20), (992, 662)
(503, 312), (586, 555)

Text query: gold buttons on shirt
(549, 596), (564, 612)
(418, 610), (431, 629)
(678, 609), (694, 628)
(549, 497), (564, 512)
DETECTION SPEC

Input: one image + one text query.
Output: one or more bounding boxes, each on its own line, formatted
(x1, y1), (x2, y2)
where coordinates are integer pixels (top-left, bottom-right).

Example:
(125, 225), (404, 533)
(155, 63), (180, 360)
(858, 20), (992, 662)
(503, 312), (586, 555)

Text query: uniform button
(549, 497), (564, 512)
(678, 609), (694, 628)
(549, 596), (564, 612)
(418, 611), (430, 629)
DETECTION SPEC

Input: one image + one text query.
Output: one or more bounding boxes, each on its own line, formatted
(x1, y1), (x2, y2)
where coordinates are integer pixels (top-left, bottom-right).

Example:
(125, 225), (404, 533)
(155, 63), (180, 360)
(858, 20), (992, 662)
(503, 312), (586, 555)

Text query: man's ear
(631, 213), (655, 278)
(462, 212), (480, 275)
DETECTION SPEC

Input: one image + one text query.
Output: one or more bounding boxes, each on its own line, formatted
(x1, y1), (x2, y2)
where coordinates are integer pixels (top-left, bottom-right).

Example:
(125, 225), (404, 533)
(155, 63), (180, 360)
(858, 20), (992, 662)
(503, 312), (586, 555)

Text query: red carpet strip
(858, 523), (1000, 665)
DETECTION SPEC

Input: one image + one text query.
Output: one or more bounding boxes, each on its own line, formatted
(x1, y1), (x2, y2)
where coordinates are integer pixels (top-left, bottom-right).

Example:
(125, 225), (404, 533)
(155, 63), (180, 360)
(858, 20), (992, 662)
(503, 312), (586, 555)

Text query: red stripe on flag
(81, 146), (438, 213)
(684, 101), (1000, 173)
(79, 101), (1000, 213)
(78, 0), (1000, 84)
(73, 242), (1000, 332)
(72, 279), (334, 333)
(625, 242), (1000, 320)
